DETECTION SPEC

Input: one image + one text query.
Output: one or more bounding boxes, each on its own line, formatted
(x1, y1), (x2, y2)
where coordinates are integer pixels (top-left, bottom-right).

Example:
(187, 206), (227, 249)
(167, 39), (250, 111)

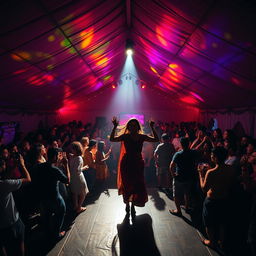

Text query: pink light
(190, 92), (205, 102)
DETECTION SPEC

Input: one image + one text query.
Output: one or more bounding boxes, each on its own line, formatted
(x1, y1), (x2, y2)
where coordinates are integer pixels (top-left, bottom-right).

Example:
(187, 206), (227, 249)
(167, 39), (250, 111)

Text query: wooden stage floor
(38, 188), (220, 256)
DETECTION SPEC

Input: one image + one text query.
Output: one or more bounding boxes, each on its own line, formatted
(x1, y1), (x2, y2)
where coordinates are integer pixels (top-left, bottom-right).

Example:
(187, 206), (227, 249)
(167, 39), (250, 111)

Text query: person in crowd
(172, 132), (182, 152)
(240, 141), (256, 171)
(224, 143), (240, 171)
(223, 129), (237, 149)
(154, 133), (175, 192)
(33, 147), (70, 241)
(19, 140), (31, 163)
(199, 147), (236, 249)
(30, 143), (47, 165)
(69, 142), (89, 213)
(241, 151), (256, 256)
(83, 139), (97, 191)
(110, 117), (159, 217)
(142, 141), (156, 186)
(211, 128), (223, 147)
(80, 136), (89, 156)
(169, 137), (199, 216)
(0, 147), (9, 160)
(238, 136), (251, 156)
(200, 140), (213, 164)
(190, 129), (206, 150)
(49, 140), (59, 149)
(95, 141), (111, 182)
(0, 155), (31, 256)
(3, 145), (22, 179)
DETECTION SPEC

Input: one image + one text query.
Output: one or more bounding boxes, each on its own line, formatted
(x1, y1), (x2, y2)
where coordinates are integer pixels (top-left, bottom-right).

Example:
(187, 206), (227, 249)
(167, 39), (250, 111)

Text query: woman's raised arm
(110, 116), (123, 142)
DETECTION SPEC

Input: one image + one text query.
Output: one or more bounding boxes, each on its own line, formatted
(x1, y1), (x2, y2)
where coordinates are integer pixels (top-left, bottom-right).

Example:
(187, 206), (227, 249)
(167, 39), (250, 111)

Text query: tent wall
(200, 109), (256, 137)
(55, 108), (200, 125)
(0, 112), (56, 134)
(54, 88), (200, 125)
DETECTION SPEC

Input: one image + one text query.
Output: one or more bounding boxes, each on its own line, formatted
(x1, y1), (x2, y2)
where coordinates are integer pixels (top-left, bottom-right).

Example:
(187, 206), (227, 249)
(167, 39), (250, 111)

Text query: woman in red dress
(110, 117), (159, 216)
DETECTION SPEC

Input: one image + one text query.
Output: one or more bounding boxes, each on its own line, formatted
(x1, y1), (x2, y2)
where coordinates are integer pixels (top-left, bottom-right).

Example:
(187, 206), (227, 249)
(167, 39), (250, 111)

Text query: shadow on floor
(113, 213), (162, 256)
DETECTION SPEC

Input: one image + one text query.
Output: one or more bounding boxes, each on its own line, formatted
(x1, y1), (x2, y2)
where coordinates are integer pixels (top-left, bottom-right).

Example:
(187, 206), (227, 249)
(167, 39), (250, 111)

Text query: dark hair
(211, 146), (227, 164)
(161, 133), (169, 141)
(180, 137), (189, 149)
(47, 147), (61, 161)
(126, 119), (142, 133)
(97, 141), (105, 152)
(214, 128), (222, 137)
(88, 139), (97, 148)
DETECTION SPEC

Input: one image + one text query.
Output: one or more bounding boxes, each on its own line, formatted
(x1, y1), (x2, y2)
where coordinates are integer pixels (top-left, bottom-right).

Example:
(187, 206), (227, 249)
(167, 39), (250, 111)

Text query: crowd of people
(0, 119), (255, 255)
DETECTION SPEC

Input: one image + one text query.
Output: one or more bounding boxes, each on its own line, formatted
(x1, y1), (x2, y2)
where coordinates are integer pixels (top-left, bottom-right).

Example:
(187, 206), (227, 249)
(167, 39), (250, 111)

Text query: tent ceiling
(0, 0), (255, 111)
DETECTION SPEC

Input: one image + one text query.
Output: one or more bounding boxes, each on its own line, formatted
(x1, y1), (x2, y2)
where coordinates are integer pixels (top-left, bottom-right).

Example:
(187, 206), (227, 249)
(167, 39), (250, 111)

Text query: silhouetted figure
(110, 117), (159, 217)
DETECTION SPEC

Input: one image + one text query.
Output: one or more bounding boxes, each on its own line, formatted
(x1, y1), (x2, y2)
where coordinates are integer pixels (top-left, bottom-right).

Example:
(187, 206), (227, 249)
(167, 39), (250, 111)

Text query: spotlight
(126, 49), (133, 56)
(141, 84), (146, 89)
(126, 39), (134, 55)
(112, 84), (116, 89)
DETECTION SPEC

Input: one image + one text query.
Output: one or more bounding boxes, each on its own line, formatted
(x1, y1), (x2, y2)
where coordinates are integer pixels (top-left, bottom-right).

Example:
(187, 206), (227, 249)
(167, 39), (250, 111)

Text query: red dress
(117, 134), (148, 207)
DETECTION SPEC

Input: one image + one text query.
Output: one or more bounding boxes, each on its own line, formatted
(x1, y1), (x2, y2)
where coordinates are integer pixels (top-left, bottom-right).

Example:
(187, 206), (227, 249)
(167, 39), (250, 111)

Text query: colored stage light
(126, 49), (133, 56)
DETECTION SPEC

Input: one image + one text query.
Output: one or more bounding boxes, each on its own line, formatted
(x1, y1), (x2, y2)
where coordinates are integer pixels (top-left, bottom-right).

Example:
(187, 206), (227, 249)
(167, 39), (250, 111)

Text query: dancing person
(69, 142), (89, 213)
(199, 147), (236, 249)
(33, 147), (70, 241)
(95, 141), (111, 181)
(154, 133), (175, 192)
(110, 117), (159, 217)
(83, 139), (97, 191)
(169, 137), (199, 216)
(80, 136), (89, 156)
(0, 156), (31, 256)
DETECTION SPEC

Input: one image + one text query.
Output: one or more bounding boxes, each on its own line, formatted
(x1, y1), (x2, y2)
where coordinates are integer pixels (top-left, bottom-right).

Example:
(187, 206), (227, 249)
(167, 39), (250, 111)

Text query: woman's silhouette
(110, 117), (159, 216)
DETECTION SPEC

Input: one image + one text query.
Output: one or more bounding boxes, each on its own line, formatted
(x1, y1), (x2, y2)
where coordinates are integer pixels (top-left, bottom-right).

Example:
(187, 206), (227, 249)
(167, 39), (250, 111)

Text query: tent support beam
(126, 0), (131, 28)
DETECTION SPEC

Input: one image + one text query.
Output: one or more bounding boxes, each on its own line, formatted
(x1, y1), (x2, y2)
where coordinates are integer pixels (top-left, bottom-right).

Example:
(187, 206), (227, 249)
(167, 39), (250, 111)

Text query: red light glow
(231, 77), (240, 85)
(27, 74), (54, 86)
(58, 101), (77, 114)
(180, 96), (197, 104)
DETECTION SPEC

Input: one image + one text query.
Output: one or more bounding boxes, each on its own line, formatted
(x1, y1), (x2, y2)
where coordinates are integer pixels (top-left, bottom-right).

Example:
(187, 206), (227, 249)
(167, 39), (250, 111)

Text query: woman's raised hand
(112, 116), (119, 127)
